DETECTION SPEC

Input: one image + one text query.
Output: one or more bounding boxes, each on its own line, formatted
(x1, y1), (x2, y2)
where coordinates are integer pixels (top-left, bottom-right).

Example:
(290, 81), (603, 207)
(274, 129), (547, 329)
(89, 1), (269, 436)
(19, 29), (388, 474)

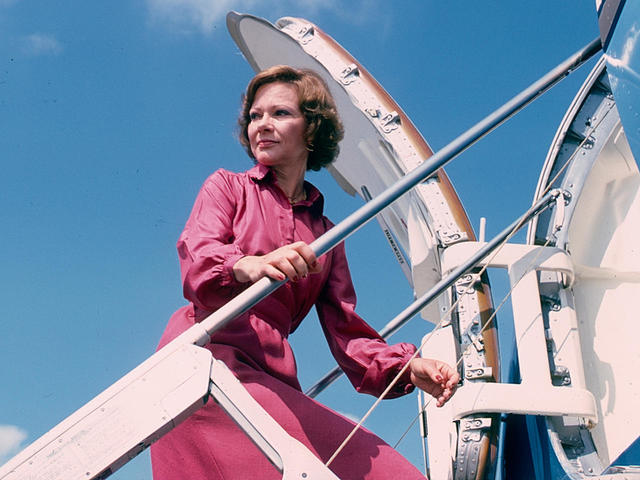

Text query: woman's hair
(238, 65), (344, 171)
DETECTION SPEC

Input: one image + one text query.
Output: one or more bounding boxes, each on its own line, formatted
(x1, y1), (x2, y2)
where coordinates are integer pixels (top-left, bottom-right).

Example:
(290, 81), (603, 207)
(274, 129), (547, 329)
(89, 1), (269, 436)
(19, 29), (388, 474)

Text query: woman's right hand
(409, 358), (460, 407)
(232, 241), (322, 283)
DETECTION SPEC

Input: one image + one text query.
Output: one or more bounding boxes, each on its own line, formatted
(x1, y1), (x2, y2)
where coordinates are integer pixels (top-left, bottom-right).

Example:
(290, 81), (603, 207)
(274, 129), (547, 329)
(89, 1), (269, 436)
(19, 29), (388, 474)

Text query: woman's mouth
(257, 139), (277, 148)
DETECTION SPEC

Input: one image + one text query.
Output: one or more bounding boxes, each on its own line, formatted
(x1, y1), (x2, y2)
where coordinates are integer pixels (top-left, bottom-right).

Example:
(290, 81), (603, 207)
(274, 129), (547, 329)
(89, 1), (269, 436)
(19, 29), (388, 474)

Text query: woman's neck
(271, 162), (306, 201)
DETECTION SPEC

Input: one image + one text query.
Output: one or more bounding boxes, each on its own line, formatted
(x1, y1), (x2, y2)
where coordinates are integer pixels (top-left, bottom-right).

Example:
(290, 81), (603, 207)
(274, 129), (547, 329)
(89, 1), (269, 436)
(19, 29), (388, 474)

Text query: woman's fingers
(262, 263), (287, 282)
(233, 242), (322, 283)
(270, 242), (322, 281)
(291, 241), (321, 274)
(410, 358), (460, 407)
(267, 246), (306, 281)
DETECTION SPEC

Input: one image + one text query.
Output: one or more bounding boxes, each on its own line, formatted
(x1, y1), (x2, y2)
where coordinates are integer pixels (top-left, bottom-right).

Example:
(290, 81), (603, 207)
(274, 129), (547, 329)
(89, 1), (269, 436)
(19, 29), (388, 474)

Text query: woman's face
(248, 82), (308, 171)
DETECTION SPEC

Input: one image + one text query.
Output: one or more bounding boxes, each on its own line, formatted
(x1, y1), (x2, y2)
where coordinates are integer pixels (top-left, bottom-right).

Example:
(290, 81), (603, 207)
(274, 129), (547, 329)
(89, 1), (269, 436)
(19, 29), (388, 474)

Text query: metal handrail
(177, 38), (601, 349)
(305, 190), (564, 397)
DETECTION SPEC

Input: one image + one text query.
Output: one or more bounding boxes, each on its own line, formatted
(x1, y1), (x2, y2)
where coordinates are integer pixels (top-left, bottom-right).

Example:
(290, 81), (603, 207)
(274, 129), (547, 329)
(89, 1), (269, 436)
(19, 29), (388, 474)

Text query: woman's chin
(255, 156), (282, 168)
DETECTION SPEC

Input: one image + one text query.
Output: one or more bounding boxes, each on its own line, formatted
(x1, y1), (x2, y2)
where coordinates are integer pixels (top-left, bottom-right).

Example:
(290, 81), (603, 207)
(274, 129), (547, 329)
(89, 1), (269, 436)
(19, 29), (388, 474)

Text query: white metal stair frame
(0, 341), (341, 480)
(440, 241), (598, 425)
(0, 342), (213, 480)
(208, 359), (341, 480)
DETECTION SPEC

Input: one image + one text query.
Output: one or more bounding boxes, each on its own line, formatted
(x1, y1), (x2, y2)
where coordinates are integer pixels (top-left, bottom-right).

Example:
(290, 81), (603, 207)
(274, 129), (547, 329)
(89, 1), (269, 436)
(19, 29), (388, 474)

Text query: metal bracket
(454, 274), (493, 382)
(364, 107), (401, 133)
(417, 180), (468, 246)
(379, 111), (401, 132)
(551, 190), (572, 237)
(297, 24), (315, 44)
(454, 417), (493, 480)
(551, 365), (572, 386)
(459, 417), (492, 443)
(339, 64), (359, 85)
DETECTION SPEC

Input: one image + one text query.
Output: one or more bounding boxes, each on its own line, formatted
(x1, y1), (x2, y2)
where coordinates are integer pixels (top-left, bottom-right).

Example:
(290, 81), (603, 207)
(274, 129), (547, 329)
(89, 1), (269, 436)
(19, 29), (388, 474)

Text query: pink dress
(150, 164), (425, 479)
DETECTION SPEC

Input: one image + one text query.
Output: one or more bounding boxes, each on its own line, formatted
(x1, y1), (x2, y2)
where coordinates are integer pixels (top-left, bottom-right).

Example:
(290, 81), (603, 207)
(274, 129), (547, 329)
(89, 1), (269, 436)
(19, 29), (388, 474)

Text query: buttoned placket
(283, 197), (297, 244)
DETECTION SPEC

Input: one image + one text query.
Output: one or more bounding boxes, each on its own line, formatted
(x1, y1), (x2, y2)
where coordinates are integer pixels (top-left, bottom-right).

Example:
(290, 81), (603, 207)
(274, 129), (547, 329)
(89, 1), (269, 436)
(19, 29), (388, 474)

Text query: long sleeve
(315, 242), (417, 398)
(177, 170), (248, 311)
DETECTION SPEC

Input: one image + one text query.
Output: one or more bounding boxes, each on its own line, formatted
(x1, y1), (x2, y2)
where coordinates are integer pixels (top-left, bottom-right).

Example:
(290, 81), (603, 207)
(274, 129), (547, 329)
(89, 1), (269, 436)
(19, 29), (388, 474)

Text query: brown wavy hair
(238, 65), (344, 171)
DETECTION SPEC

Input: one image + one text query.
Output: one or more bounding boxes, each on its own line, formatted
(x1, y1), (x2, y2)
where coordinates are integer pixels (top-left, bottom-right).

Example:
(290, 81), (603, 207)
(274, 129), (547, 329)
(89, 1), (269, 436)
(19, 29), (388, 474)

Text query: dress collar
(247, 163), (324, 214)
(247, 163), (272, 182)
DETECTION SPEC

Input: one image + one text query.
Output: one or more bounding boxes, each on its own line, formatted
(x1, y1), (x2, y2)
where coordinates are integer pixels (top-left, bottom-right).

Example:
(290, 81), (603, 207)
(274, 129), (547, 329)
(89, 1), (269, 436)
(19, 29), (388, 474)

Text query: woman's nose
(255, 114), (273, 131)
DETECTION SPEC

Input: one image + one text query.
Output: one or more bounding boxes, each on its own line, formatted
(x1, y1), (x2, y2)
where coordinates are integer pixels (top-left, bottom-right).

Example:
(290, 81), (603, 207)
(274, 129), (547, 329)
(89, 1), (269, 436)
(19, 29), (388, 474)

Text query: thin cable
(327, 193), (562, 465)
(393, 235), (555, 451)
(391, 106), (615, 451)
(327, 55), (612, 468)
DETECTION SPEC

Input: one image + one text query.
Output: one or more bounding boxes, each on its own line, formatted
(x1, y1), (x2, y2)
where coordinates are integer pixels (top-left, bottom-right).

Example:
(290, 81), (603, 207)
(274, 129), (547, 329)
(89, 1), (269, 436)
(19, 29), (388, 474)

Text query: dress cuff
(221, 252), (247, 287)
(393, 362), (416, 396)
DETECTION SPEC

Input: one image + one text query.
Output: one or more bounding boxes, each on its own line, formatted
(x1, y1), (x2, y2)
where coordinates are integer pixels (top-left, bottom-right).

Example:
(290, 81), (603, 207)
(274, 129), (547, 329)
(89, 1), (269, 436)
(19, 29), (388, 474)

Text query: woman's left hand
(409, 358), (460, 407)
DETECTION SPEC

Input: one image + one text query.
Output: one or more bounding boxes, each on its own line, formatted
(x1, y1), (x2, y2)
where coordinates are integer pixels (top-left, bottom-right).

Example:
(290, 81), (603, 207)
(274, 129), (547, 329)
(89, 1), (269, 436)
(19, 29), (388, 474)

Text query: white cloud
(20, 33), (63, 56)
(146, 0), (253, 34)
(0, 425), (28, 463)
(145, 0), (349, 35)
(605, 23), (640, 86)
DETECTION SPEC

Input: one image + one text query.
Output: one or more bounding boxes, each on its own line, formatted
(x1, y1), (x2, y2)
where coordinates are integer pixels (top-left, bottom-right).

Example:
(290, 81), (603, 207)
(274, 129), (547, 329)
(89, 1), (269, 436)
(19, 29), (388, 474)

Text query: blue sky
(0, 1), (600, 478)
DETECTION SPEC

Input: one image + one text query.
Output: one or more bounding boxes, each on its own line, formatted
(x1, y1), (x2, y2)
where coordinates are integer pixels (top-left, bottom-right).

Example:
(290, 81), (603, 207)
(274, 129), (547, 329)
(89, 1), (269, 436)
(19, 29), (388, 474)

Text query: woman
(150, 65), (459, 479)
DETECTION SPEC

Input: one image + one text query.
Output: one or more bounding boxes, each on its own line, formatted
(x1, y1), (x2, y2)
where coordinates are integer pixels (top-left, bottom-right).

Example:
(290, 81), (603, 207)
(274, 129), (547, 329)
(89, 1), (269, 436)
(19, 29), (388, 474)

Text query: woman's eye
(249, 112), (261, 121)
(274, 109), (290, 116)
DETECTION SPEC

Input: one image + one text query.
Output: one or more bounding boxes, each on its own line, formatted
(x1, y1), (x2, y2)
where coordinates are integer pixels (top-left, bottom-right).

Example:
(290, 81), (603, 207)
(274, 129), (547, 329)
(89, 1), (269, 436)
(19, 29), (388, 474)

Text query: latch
(364, 108), (401, 133)
(551, 365), (572, 386)
(296, 24), (315, 44)
(551, 189), (571, 238)
(458, 417), (492, 443)
(339, 64), (359, 85)
(379, 111), (401, 133)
